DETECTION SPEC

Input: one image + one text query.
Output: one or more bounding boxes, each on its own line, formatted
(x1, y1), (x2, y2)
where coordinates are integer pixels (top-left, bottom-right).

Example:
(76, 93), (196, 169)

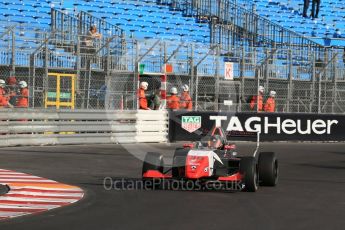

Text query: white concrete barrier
(0, 109), (168, 147)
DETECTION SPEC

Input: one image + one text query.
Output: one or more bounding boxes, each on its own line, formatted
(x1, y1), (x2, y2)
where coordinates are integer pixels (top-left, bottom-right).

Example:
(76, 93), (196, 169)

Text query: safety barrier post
(160, 74), (167, 109)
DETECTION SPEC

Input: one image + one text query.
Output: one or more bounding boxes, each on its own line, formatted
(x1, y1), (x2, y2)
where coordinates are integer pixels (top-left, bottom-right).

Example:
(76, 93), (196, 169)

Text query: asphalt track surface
(0, 142), (344, 230)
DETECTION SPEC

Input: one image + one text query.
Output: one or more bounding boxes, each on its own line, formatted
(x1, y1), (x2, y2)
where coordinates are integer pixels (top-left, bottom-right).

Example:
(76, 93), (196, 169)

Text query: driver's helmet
(207, 135), (224, 149)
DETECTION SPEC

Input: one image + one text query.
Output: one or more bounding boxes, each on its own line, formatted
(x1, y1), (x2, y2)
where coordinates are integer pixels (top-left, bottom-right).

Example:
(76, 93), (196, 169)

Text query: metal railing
(235, 0), (345, 46)
(1, 3), (345, 114)
(51, 9), (125, 43)
(159, 0), (326, 52)
(77, 11), (125, 39)
(1, 24), (345, 113)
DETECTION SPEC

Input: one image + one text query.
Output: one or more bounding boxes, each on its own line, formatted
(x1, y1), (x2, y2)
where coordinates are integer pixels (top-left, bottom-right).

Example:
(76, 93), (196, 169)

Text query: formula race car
(142, 127), (278, 192)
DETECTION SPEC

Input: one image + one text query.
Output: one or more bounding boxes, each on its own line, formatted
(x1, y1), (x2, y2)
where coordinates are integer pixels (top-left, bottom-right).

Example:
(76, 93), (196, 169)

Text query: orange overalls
(138, 88), (149, 110)
(167, 95), (180, 110)
(180, 92), (192, 110)
(264, 97), (275, 112)
(250, 95), (263, 111)
(0, 87), (8, 107)
(16, 88), (29, 108)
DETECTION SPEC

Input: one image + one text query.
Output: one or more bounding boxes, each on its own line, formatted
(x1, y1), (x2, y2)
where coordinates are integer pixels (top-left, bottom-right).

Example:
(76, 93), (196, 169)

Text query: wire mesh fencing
(2, 20), (345, 113)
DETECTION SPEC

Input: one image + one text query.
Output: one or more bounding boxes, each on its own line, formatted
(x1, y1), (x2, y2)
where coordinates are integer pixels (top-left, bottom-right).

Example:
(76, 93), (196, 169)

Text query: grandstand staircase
(0, 0), (332, 79)
(236, 0), (345, 47)
(150, 0), (331, 81)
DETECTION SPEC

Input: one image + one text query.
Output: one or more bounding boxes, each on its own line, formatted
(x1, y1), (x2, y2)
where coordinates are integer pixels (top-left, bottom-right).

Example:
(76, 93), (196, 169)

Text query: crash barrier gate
(169, 111), (345, 142)
(0, 109), (168, 147)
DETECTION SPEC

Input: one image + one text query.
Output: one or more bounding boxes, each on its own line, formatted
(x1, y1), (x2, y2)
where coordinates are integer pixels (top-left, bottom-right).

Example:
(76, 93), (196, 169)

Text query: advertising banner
(169, 111), (345, 142)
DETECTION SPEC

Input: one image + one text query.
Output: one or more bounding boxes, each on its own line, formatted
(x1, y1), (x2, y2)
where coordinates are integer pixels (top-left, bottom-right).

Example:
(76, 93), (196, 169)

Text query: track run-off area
(0, 142), (344, 230)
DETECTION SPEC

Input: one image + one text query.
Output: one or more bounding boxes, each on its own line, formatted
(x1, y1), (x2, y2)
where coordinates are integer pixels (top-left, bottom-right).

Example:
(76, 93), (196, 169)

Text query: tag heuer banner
(169, 111), (345, 142)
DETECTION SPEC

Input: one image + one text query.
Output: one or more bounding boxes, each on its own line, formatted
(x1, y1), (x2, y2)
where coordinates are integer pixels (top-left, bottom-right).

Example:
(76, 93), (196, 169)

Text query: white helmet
(258, 86), (264, 93)
(270, 90), (276, 97)
(182, 84), (189, 92)
(0, 79), (5, 87)
(170, 87), (178, 95)
(19, 81), (27, 88)
(140, 81), (148, 90)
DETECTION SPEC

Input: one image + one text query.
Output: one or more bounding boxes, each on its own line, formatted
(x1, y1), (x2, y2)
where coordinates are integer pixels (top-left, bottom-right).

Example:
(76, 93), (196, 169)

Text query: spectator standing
(264, 91), (276, 112)
(0, 79), (6, 98)
(311, 0), (321, 19)
(303, 0), (310, 18)
(81, 25), (102, 69)
(0, 79), (12, 108)
(167, 87), (180, 110)
(16, 81), (29, 108)
(84, 25), (102, 51)
(180, 84), (192, 111)
(250, 86), (264, 112)
(139, 81), (150, 110)
(6, 76), (17, 106)
(148, 88), (161, 110)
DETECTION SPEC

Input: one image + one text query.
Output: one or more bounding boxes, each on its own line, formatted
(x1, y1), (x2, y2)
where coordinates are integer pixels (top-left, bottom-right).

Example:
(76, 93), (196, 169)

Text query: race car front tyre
(240, 157), (258, 192)
(142, 152), (164, 175)
(258, 152), (278, 186)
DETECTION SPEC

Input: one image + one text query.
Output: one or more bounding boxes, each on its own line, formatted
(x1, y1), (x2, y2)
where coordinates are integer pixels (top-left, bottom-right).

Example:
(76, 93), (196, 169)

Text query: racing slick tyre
(258, 152), (278, 186)
(239, 157), (258, 192)
(172, 149), (188, 178)
(142, 152), (164, 175)
(142, 152), (164, 189)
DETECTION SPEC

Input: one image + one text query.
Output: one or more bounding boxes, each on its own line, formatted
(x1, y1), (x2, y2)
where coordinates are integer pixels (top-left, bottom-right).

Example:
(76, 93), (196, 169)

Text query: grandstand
(237, 0), (345, 47)
(0, 0), (345, 113)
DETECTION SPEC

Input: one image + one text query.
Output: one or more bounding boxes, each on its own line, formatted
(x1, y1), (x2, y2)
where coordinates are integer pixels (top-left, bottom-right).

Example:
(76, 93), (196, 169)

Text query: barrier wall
(1, 109), (344, 147)
(0, 109), (168, 147)
(169, 111), (345, 142)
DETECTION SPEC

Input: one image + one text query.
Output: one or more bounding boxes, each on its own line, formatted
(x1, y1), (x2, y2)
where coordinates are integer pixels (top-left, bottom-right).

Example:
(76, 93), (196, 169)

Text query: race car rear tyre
(240, 157), (258, 192)
(172, 149), (188, 178)
(258, 152), (278, 186)
(142, 152), (164, 175)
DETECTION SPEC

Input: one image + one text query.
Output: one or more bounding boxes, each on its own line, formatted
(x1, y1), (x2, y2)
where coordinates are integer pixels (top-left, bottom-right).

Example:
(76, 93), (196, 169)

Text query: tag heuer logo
(181, 116), (201, 133)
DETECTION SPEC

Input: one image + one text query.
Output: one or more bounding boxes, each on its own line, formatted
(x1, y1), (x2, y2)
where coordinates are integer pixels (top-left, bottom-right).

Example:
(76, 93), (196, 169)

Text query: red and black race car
(142, 127), (278, 192)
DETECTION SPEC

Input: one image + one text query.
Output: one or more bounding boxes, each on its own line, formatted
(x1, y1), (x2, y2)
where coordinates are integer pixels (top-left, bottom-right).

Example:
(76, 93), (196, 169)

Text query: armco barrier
(169, 111), (345, 142)
(0, 109), (168, 147)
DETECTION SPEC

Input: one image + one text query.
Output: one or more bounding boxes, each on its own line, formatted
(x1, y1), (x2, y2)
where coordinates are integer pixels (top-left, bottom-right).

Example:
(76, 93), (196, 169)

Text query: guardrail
(0, 109), (168, 147)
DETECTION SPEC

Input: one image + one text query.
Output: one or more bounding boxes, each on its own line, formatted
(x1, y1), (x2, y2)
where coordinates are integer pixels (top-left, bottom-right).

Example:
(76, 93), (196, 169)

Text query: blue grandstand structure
(0, 0), (343, 73)
(236, 0), (345, 47)
(0, 0), (344, 112)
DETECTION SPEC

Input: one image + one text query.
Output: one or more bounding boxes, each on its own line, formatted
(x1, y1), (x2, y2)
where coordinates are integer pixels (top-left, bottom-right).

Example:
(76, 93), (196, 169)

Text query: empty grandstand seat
(240, 0), (345, 46)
